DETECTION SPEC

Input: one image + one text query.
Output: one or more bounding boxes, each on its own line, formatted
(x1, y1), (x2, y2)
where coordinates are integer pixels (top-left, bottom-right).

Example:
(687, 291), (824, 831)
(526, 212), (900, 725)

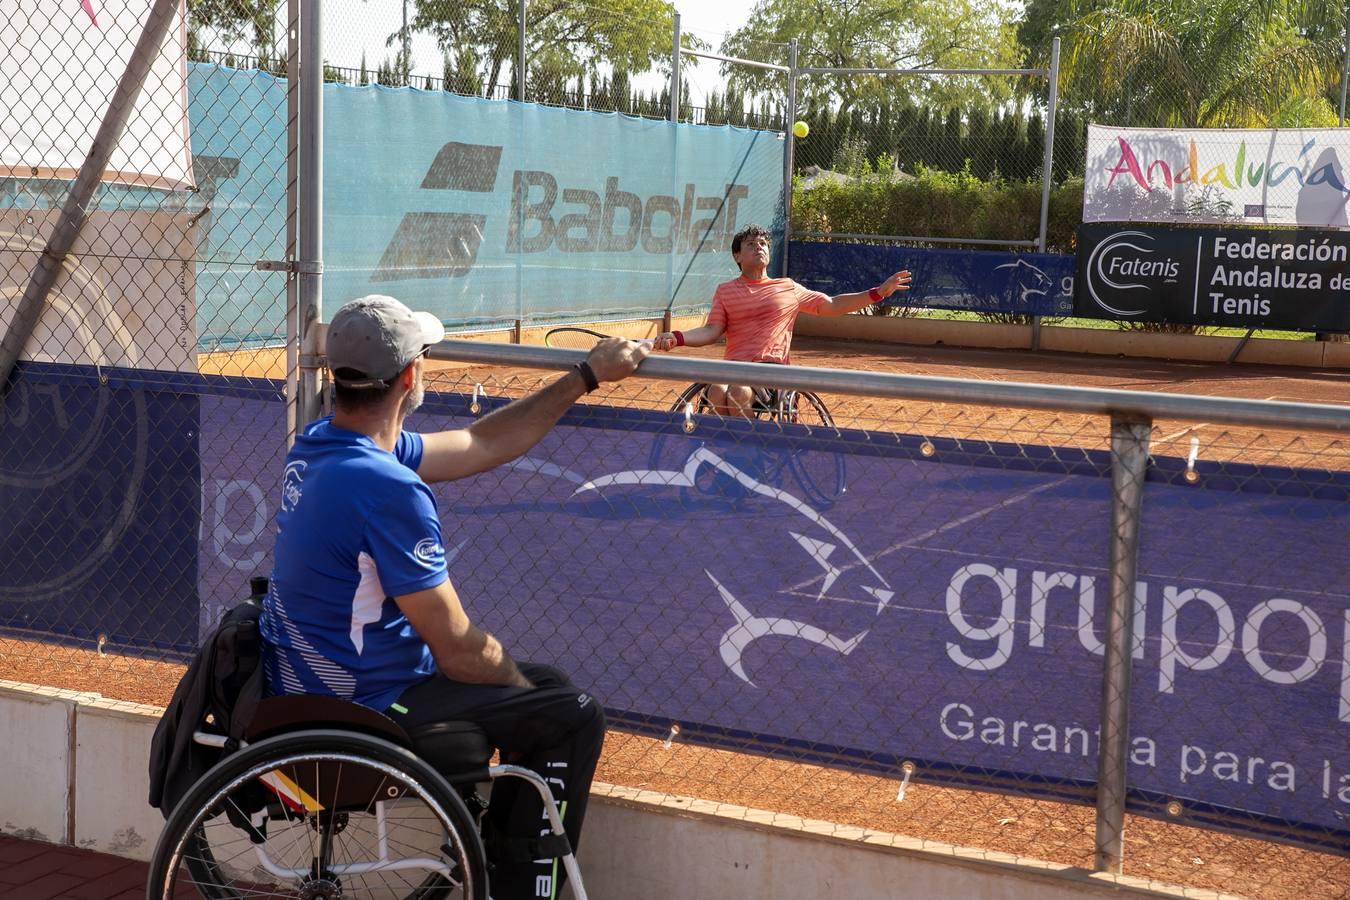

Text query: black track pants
(388, 663), (605, 900)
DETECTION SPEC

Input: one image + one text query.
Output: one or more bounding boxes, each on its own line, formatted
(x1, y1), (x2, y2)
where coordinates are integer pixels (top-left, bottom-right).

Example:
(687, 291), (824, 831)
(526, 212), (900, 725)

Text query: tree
(720, 0), (1022, 113)
(407, 0), (676, 100)
(188, 1), (283, 65)
(1019, 0), (1346, 127)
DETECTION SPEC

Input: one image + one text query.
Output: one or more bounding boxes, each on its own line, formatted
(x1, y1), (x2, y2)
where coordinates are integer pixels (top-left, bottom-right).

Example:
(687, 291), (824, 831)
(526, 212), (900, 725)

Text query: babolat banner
(323, 85), (784, 327)
(192, 387), (1350, 852)
(1074, 223), (1350, 331)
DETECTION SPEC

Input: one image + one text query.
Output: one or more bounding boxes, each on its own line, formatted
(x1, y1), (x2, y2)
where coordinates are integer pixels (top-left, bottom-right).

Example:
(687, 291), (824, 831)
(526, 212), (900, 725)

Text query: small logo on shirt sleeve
(281, 461), (307, 513)
(413, 538), (446, 567)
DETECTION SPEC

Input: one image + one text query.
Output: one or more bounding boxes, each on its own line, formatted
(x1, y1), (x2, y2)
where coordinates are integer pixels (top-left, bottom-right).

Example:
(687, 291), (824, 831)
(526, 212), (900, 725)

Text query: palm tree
(1041, 0), (1344, 127)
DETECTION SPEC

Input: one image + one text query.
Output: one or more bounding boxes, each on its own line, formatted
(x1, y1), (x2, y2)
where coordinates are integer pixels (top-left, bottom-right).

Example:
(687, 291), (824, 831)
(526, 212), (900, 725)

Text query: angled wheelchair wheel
(148, 729), (487, 900)
(780, 390), (848, 510)
(647, 383), (717, 501)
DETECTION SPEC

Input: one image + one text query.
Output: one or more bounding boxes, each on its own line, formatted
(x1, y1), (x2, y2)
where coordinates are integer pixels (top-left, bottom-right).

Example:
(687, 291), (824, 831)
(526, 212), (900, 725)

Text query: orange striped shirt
(707, 277), (830, 363)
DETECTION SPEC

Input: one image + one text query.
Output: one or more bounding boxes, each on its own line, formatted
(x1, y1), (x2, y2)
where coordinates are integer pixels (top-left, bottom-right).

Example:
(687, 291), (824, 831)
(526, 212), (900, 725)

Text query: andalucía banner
(1084, 125), (1350, 229)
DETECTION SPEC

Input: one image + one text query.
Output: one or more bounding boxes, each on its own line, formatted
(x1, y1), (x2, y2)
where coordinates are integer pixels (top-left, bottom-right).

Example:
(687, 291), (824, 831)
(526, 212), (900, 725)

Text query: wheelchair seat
(247, 694), (494, 783)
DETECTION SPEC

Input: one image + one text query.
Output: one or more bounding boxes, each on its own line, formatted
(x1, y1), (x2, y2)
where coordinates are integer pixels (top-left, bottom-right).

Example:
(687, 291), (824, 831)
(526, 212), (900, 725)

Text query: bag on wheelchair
(147, 577), (268, 818)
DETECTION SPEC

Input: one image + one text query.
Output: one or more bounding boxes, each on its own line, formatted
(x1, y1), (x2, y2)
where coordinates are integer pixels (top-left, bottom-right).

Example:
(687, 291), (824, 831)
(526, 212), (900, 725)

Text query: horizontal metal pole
(427, 340), (1350, 434)
(794, 231), (1038, 248)
(684, 48), (789, 73)
(800, 66), (1048, 77)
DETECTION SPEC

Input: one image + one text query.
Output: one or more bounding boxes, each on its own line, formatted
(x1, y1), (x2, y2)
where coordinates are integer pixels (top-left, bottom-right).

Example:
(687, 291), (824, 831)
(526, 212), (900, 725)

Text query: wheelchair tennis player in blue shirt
(261, 294), (648, 899)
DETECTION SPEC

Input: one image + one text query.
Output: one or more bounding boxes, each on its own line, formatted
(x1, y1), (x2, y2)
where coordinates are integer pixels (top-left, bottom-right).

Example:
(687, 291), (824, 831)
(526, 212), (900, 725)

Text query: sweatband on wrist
(673, 330), (685, 346)
(868, 287), (883, 303)
(574, 361), (600, 393)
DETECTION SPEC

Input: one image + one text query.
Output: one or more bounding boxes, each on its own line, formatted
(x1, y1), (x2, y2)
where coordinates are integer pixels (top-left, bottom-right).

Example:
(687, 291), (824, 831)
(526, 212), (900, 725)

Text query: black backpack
(147, 578), (267, 815)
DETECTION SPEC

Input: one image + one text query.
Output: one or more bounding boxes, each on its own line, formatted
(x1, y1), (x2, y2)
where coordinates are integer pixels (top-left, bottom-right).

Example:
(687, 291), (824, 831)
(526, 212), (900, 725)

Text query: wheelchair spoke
(151, 734), (485, 900)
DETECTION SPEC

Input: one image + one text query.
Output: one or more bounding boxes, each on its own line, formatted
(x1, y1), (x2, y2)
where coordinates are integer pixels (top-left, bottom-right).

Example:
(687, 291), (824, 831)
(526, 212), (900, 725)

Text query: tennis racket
(543, 327), (653, 349)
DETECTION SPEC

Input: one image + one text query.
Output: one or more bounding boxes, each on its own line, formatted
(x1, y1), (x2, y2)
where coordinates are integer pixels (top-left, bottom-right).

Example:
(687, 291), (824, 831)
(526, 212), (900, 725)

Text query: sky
(320, 0), (763, 103)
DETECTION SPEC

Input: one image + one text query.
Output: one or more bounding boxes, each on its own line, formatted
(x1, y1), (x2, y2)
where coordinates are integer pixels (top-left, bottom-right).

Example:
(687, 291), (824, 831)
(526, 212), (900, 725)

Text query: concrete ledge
(0, 682), (82, 846)
(797, 313), (1034, 350)
(1038, 326), (1326, 367)
(73, 696), (164, 860)
(0, 682), (1208, 899)
(793, 315), (1348, 369)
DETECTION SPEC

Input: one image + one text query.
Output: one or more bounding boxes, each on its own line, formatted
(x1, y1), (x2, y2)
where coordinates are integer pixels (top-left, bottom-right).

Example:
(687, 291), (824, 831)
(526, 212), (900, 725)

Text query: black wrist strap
(574, 360), (600, 393)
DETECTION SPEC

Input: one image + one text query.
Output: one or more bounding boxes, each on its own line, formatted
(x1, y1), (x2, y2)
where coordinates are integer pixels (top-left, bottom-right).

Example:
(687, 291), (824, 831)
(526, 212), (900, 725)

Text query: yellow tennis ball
(792, 120), (809, 139)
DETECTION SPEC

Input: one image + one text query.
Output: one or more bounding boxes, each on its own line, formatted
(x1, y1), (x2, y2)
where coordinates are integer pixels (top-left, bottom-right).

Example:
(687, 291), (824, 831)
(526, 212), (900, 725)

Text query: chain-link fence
(397, 344), (1349, 898)
(2, 0), (291, 655)
(4, 2), (1350, 897)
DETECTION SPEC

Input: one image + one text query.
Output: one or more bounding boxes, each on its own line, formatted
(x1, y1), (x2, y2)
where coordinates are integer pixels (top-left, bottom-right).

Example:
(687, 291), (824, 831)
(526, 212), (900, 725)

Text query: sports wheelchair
(147, 613), (586, 899)
(648, 382), (848, 510)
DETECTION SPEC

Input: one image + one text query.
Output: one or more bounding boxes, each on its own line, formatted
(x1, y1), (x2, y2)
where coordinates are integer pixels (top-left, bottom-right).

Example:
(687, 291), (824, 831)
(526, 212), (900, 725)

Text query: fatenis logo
(373, 142), (751, 282)
(1084, 229), (1181, 317)
(281, 461), (306, 513)
(413, 538), (445, 567)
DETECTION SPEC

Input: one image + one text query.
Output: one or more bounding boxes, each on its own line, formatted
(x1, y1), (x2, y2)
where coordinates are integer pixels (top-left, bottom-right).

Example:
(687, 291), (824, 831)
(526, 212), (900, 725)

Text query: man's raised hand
(586, 337), (650, 383)
(878, 270), (913, 299)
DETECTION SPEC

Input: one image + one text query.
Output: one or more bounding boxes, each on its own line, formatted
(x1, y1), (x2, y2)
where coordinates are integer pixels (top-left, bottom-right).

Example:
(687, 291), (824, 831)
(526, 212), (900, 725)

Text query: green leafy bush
(792, 165), (1083, 254)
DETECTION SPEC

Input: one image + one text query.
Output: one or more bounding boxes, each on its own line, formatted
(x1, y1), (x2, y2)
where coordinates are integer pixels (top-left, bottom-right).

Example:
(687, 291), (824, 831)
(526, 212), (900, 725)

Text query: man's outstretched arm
(653, 320), (725, 351)
(416, 337), (647, 483)
(814, 269), (913, 316)
(395, 579), (532, 688)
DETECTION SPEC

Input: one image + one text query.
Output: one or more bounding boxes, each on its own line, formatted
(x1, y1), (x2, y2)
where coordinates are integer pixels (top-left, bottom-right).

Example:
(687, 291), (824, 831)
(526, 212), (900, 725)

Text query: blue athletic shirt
(260, 416), (447, 710)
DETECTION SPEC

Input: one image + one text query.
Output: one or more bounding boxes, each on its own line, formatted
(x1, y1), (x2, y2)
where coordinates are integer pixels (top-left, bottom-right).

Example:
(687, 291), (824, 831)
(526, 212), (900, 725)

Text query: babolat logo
(1083, 229), (1182, 317)
(373, 142), (502, 282)
(374, 142), (750, 281)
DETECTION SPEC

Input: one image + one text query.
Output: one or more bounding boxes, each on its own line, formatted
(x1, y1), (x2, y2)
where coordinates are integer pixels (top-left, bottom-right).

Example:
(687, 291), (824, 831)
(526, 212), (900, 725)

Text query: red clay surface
(5, 339), (1349, 899)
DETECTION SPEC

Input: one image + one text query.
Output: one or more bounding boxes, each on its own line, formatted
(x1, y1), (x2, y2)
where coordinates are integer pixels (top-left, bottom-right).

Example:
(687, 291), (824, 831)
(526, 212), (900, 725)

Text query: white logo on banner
(1084, 230), (1182, 317)
(577, 445), (891, 686)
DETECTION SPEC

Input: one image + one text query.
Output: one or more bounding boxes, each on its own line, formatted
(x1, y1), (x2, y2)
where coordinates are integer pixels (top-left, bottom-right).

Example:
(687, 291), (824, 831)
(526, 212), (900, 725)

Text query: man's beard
(400, 381), (425, 417)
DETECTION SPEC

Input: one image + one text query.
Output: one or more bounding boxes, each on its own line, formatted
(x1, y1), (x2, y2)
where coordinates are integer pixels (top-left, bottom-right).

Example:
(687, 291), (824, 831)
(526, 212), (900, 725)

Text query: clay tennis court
(5, 335), (1348, 898)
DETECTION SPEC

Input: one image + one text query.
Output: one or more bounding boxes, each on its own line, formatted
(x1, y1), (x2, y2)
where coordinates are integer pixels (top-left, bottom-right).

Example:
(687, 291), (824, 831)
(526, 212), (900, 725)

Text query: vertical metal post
(1340, 6), (1350, 125)
(297, 0), (325, 428)
(517, 0), (527, 101)
(0, 0), (181, 397)
(668, 13), (681, 314)
(1094, 415), (1152, 874)
(402, 0), (411, 84)
(1037, 37), (1061, 252)
(670, 13), (681, 123)
(285, 0), (301, 446)
(781, 39), (798, 279)
(1033, 36), (1061, 353)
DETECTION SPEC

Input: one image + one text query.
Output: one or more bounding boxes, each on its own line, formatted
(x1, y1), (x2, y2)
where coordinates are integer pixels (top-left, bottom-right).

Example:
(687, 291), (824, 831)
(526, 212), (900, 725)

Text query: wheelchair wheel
(148, 729), (487, 900)
(647, 383), (717, 501)
(780, 390), (847, 509)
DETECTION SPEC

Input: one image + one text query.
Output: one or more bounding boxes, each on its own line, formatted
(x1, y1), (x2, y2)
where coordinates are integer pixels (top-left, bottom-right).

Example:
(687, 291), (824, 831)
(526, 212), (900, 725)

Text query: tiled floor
(0, 834), (192, 900)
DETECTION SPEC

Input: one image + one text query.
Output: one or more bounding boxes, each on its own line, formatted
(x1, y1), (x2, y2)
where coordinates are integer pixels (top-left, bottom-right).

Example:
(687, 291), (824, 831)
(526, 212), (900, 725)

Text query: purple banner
(193, 386), (1349, 851)
(0, 363), (199, 652)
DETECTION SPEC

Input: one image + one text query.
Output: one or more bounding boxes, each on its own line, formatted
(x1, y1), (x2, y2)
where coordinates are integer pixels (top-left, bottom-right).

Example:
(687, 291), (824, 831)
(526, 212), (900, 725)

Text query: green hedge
(791, 164), (1084, 255)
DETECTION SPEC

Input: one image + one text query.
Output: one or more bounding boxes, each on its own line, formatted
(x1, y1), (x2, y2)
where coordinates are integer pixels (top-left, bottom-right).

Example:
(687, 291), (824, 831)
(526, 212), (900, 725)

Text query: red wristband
(673, 330), (685, 346)
(868, 287), (883, 303)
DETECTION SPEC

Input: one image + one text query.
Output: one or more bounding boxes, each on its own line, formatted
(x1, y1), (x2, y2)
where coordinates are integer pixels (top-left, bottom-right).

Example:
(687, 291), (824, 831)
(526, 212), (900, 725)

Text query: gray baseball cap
(326, 295), (444, 388)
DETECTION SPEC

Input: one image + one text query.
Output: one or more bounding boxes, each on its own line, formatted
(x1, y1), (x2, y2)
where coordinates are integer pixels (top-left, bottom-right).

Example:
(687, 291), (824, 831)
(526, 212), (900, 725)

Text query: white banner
(0, 0), (193, 191)
(1, 209), (198, 372)
(1084, 125), (1350, 228)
